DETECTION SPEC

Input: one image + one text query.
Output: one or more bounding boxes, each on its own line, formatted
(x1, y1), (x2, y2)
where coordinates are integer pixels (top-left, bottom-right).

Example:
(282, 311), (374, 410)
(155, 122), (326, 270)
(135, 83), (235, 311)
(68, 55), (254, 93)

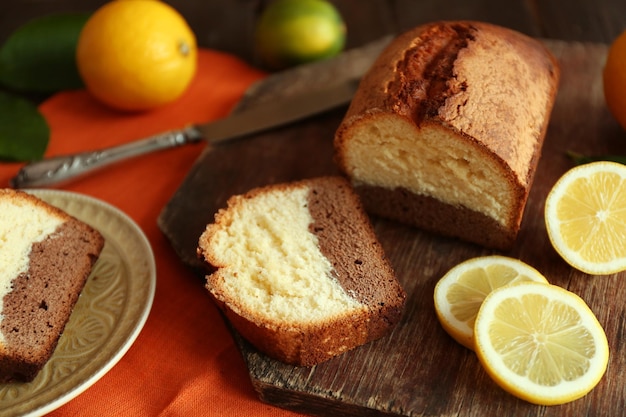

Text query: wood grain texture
(158, 39), (626, 416)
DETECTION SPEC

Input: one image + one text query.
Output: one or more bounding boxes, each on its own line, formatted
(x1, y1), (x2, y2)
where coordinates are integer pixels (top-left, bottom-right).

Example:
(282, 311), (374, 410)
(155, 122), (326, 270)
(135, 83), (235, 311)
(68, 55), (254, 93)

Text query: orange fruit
(255, 0), (346, 70)
(603, 29), (626, 130)
(76, 0), (197, 111)
(474, 282), (609, 405)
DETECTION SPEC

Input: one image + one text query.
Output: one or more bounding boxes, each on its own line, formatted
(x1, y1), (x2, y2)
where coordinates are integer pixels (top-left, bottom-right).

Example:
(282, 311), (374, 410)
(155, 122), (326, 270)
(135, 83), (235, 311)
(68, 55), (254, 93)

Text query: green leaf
(0, 13), (90, 93)
(0, 91), (49, 161)
(566, 150), (626, 166)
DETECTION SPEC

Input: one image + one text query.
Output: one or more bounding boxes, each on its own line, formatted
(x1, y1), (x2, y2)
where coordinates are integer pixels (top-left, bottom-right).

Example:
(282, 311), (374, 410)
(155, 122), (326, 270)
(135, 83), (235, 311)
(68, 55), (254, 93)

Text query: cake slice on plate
(0, 189), (104, 382)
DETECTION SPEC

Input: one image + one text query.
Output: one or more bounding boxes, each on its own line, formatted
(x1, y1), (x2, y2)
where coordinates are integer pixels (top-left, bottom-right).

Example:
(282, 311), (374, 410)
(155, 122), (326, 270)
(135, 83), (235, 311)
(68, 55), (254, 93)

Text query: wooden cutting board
(158, 39), (626, 416)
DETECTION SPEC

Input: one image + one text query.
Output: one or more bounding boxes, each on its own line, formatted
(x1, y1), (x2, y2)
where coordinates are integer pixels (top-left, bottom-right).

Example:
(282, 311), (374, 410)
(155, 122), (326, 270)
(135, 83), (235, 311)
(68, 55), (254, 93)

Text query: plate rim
(1, 189), (156, 417)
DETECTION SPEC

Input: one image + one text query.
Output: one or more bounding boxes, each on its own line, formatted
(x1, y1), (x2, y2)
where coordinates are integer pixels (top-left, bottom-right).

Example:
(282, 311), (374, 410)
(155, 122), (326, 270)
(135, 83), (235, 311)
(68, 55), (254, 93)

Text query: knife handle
(10, 126), (203, 189)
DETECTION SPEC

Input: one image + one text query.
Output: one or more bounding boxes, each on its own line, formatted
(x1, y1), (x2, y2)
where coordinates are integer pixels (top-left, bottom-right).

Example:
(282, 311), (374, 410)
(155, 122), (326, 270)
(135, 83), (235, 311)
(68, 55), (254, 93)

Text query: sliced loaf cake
(334, 21), (560, 250)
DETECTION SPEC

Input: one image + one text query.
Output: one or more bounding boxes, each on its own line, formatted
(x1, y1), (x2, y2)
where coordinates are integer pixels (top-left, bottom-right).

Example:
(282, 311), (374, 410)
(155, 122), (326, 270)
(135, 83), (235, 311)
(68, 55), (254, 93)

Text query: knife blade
(10, 78), (359, 189)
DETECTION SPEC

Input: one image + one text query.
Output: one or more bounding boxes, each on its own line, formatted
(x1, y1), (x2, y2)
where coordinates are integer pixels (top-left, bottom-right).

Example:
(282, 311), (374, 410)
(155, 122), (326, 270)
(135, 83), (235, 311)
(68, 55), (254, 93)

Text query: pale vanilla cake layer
(0, 199), (65, 346)
(346, 116), (513, 227)
(204, 186), (366, 325)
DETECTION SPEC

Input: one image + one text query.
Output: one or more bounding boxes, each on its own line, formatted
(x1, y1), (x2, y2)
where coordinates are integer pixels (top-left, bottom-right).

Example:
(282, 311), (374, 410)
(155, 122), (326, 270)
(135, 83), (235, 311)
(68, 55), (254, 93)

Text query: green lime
(255, 0), (346, 70)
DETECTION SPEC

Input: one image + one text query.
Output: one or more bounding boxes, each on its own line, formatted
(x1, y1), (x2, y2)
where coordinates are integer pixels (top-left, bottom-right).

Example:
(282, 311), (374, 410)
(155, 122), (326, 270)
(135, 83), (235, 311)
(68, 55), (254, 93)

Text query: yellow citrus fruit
(474, 282), (609, 405)
(545, 161), (626, 275)
(255, 0), (346, 70)
(76, 0), (197, 111)
(603, 29), (626, 130)
(434, 256), (548, 350)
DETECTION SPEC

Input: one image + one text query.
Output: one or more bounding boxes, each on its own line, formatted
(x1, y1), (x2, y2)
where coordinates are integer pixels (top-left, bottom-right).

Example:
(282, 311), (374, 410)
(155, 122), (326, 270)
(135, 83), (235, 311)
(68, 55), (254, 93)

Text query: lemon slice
(474, 282), (609, 405)
(434, 256), (548, 350)
(545, 161), (626, 275)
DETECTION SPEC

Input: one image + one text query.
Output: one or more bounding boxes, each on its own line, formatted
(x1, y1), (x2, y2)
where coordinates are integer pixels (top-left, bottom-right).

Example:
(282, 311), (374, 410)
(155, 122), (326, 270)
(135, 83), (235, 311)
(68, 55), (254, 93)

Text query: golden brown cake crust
(334, 21), (560, 250)
(337, 21), (559, 188)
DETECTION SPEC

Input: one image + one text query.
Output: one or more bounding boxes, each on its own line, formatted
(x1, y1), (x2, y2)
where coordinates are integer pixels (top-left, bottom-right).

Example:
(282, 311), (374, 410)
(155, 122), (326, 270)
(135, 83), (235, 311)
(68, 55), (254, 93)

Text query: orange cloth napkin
(0, 49), (305, 417)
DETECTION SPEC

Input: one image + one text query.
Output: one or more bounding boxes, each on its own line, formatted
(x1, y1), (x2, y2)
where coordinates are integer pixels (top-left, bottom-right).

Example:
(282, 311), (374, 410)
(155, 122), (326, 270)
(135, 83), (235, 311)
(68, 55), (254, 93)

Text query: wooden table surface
(155, 35), (626, 416)
(1, 0), (624, 72)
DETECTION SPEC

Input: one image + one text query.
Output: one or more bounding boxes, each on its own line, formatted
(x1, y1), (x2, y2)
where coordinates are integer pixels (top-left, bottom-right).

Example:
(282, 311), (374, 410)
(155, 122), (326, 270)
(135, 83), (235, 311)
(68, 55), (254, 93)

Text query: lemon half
(474, 282), (609, 405)
(545, 161), (626, 275)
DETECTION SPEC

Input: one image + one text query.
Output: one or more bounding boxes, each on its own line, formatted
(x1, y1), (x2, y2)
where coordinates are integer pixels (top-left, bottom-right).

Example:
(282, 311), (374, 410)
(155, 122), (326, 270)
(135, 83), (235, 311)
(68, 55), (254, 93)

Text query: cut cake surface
(197, 176), (405, 366)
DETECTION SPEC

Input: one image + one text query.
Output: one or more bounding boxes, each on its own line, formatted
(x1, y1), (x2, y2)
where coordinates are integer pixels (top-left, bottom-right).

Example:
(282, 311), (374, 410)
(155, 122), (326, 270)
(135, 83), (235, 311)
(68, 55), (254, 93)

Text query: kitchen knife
(10, 77), (359, 189)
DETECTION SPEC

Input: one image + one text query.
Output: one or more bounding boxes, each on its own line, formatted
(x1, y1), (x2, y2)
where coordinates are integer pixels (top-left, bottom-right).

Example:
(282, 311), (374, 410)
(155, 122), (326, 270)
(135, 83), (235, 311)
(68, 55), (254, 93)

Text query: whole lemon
(603, 29), (626, 130)
(255, 0), (346, 70)
(76, 0), (197, 111)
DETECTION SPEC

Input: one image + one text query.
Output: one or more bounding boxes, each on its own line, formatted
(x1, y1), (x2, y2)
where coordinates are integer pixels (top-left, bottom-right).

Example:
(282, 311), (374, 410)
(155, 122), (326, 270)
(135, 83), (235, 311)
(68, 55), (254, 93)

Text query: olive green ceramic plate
(0, 190), (156, 416)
